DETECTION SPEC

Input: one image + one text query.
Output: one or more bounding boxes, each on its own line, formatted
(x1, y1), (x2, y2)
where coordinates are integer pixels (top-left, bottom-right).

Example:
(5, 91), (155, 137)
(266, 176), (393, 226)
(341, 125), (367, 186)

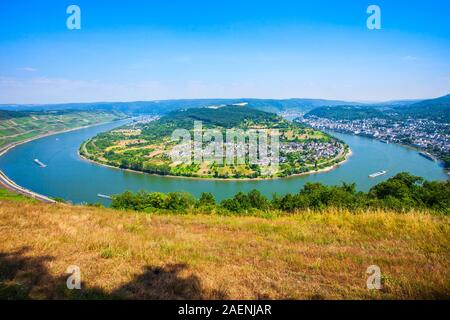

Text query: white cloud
(18, 67), (38, 72)
(401, 55), (418, 61)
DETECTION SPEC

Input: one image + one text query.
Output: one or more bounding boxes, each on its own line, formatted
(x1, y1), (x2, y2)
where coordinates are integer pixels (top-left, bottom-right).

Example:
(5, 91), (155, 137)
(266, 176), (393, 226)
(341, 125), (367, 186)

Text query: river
(0, 120), (447, 205)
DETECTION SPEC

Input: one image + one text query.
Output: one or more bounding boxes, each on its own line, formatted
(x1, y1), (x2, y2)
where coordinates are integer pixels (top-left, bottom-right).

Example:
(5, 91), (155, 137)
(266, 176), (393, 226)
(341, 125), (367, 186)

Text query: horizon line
(1, 94), (449, 107)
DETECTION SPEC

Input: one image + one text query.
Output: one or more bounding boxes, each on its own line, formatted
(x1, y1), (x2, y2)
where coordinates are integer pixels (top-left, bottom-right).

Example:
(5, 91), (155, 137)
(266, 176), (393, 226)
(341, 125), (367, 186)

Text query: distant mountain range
(305, 94), (450, 122)
(0, 98), (364, 115)
(1, 95), (448, 122)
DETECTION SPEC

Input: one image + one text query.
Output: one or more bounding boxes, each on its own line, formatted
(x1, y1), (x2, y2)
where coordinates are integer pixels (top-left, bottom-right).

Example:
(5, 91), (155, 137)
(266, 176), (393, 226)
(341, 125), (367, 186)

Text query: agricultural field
(0, 110), (126, 149)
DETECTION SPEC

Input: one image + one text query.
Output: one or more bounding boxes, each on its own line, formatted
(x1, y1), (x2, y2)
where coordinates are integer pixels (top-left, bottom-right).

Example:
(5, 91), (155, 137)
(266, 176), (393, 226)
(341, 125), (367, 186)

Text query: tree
(198, 192), (216, 207)
(247, 190), (270, 210)
(165, 192), (195, 211)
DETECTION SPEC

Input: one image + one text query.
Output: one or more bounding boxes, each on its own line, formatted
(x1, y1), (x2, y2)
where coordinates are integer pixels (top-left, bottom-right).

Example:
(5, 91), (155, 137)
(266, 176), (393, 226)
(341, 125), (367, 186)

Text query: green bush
(110, 173), (450, 215)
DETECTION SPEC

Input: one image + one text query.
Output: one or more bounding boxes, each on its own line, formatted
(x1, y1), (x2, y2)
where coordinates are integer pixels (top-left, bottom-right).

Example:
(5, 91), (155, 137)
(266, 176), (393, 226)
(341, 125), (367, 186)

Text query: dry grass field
(0, 192), (449, 300)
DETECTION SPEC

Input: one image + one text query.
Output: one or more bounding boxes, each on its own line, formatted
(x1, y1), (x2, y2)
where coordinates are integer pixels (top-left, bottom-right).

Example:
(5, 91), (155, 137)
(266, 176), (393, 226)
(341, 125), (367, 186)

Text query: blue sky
(0, 0), (449, 104)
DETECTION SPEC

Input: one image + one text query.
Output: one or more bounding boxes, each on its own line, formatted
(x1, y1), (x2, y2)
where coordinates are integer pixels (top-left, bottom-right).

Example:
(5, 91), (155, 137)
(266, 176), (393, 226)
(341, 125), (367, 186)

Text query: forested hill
(164, 105), (282, 128)
(305, 106), (386, 120)
(395, 94), (450, 122)
(304, 94), (450, 122)
(138, 106), (285, 140)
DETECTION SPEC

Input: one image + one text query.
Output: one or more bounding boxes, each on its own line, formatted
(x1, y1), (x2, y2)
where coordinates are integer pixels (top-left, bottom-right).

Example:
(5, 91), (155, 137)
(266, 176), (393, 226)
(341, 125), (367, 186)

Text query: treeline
(140, 105), (284, 140)
(111, 173), (449, 215)
(0, 110), (29, 120)
(166, 105), (281, 129)
(305, 105), (386, 120)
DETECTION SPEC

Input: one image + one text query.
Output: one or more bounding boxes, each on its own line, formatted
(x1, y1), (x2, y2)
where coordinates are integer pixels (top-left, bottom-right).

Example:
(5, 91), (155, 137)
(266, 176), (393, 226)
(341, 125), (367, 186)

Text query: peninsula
(80, 106), (350, 179)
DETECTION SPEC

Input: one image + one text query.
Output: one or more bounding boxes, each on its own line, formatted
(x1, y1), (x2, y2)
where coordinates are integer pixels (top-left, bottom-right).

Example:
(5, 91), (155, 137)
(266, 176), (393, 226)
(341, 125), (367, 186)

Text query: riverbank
(0, 170), (55, 203)
(0, 119), (129, 202)
(0, 119), (128, 157)
(325, 129), (449, 176)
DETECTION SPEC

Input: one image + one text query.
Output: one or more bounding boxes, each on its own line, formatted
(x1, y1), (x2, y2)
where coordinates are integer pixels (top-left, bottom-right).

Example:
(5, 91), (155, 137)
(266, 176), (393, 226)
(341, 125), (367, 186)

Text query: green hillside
(164, 105), (280, 128)
(305, 105), (386, 120)
(0, 110), (127, 149)
(396, 94), (450, 122)
(304, 94), (450, 122)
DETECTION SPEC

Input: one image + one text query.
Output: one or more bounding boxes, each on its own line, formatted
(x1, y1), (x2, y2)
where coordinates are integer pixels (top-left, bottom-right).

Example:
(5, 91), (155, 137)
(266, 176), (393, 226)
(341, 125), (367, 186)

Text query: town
(280, 140), (345, 165)
(300, 116), (450, 165)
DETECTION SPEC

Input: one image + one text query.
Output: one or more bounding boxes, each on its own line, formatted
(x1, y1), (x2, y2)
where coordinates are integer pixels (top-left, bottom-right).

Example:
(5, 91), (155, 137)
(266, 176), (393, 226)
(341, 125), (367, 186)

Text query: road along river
(0, 120), (447, 205)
